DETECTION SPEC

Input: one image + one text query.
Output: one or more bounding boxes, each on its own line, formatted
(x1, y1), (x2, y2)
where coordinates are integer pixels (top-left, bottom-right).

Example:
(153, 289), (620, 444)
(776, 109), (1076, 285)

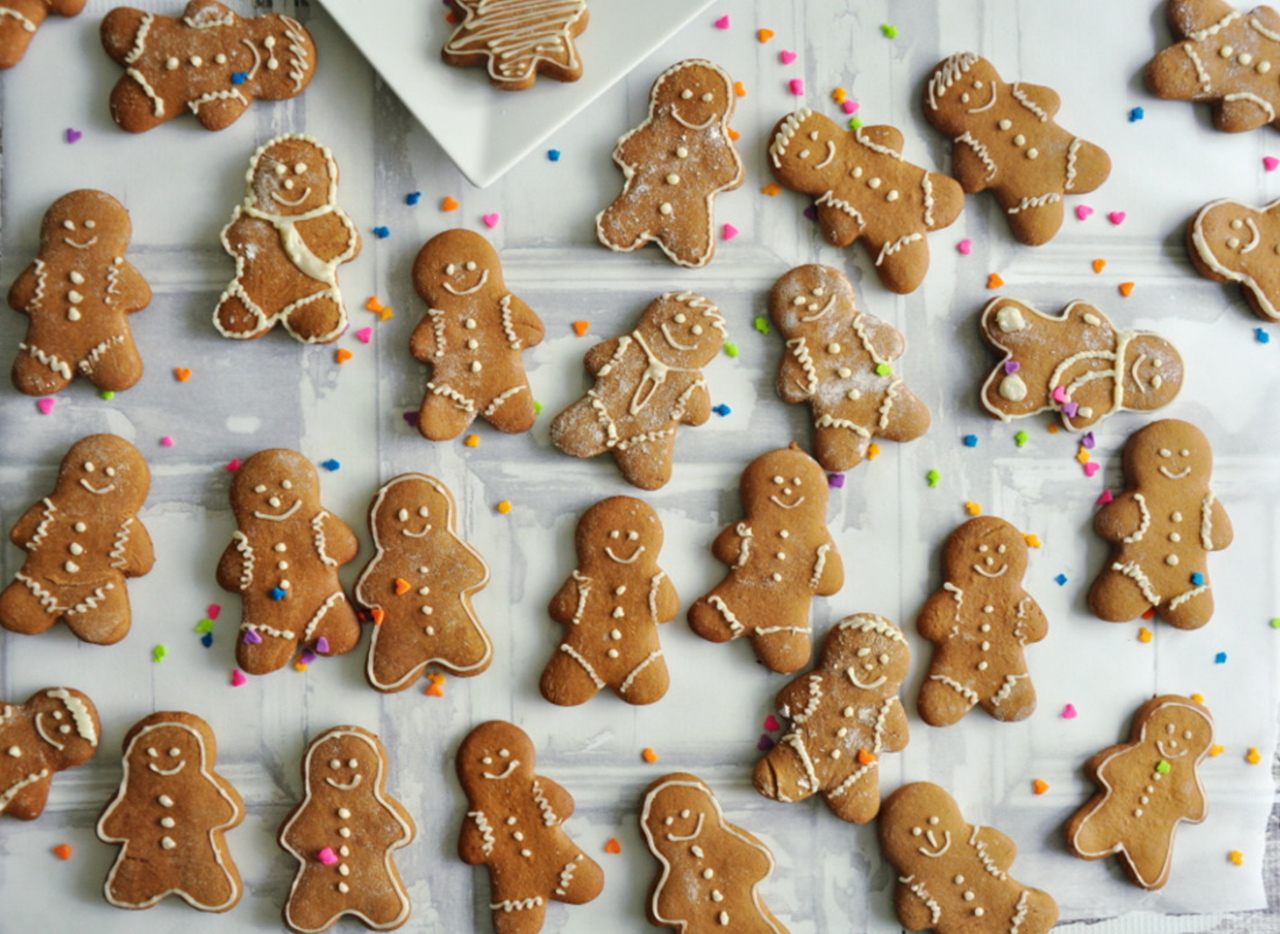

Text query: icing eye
(147, 748), (158, 757)
(283, 179), (295, 190)
(628, 531), (640, 541)
(879, 654), (889, 663)
(294, 163), (307, 174)
(610, 530), (620, 539)
(1180, 449), (1190, 457)
(1184, 730), (1194, 740)
(348, 758), (358, 768)
(254, 484), (267, 493)
(928, 816), (940, 825)
(1159, 448), (1171, 457)
(1166, 723), (1176, 734)
(63, 219), (75, 230)
(792, 477), (802, 486)
(418, 506), (429, 517)
(397, 508), (409, 521)
(482, 756), (493, 765)
(674, 313), (687, 323)
(792, 296), (805, 306)
(701, 92), (713, 102)
(960, 92), (971, 103)
(84, 220), (96, 229)
(664, 816), (674, 825)
(973, 80), (984, 89)
(808, 131), (819, 141)
(680, 809), (691, 818)
(692, 325), (704, 335)
(681, 89), (693, 99)
(445, 264), (456, 275)
(52, 712), (62, 719)
(911, 826), (923, 836)
(83, 462), (95, 472)
(857, 648), (870, 657)
(330, 758), (341, 769)
(978, 545), (989, 553)
(997, 544), (1007, 554)
(813, 287), (824, 297)
(772, 476), (784, 484)
(499, 748), (510, 758)
(466, 261), (477, 271)
(282, 480), (293, 490)
(275, 164), (288, 176)
(169, 747), (180, 757)
(105, 467), (116, 477)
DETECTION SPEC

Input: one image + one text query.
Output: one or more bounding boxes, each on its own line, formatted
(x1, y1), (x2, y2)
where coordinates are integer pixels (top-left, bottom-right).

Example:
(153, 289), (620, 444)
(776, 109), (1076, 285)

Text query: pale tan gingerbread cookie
(769, 265), (930, 470)
(753, 614), (909, 824)
(550, 292), (725, 490)
(0, 0), (85, 70)
(0, 687), (100, 824)
(442, 0), (589, 90)
(768, 110), (965, 293)
(597, 59), (743, 268)
(1188, 198), (1280, 320)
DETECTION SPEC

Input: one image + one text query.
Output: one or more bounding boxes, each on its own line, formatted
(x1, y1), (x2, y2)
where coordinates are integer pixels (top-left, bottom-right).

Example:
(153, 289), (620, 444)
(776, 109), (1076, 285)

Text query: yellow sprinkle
(1191, 692), (1206, 703)
(867, 443), (881, 460)
(379, 307), (395, 322)
(1024, 534), (1041, 549)
(965, 501), (982, 516)
(832, 87), (848, 103)
(1246, 746), (1262, 765)
(1229, 850), (1245, 866)
(1138, 626), (1154, 643)
(496, 500), (513, 515)
(1210, 744), (1225, 757)
(464, 435), (480, 448)
(1076, 448), (1091, 465)
(293, 661), (309, 672)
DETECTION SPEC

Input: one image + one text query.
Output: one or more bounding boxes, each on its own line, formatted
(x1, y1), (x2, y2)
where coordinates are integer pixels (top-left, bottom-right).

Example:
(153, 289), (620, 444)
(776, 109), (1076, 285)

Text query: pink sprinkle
(37, 398), (55, 416)
(841, 101), (860, 115)
(779, 50), (797, 65)
(225, 458), (242, 472)
(160, 436), (175, 447)
(1265, 156), (1278, 172)
(356, 327), (373, 344)
(1084, 462), (1100, 478)
(764, 715), (781, 731)
(208, 604), (222, 620)
(1052, 386), (1067, 403)
(230, 670), (248, 688)
(789, 78), (805, 96)
(714, 14), (730, 28)
(1062, 703), (1079, 720)
(482, 213), (500, 229)
(957, 239), (973, 255)
(317, 847), (339, 865)
(1108, 211), (1126, 226)
(722, 223), (739, 241)
(1097, 489), (1114, 505)
(1075, 205), (1095, 221)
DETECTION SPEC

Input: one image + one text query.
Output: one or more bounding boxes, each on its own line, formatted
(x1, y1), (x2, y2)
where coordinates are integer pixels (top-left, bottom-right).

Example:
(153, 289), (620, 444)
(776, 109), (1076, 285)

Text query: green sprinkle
(724, 343), (740, 358)
(754, 316), (771, 335)
(1270, 617), (1280, 629)
(99, 390), (115, 400)
(533, 400), (544, 415)
(848, 117), (864, 130)
(1155, 759), (1171, 774)
(153, 645), (168, 662)
(1015, 430), (1030, 448)
(881, 23), (898, 38)
(926, 469), (941, 488)
(195, 619), (215, 634)
(875, 363), (893, 377)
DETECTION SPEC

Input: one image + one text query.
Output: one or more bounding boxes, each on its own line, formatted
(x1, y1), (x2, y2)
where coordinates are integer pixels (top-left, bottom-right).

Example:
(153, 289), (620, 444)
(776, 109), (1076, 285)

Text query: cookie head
(306, 730), (383, 796)
(1123, 420), (1214, 489)
(641, 776), (716, 858)
(42, 190), (131, 259)
(577, 496), (662, 568)
(946, 516), (1028, 585)
(413, 229), (503, 307)
(879, 782), (969, 872)
(1122, 334), (1183, 412)
(29, 688), (100, 767)
(831, 615), (910, 691)
(231, 449), (319, 525)
(56, 434), (150, 511)
(742, 447), (828, 521)
(652, 60), (733, 128)
(456, 721), (533, 786)
(246, 136), (336, 217)
(924, 52), (997, 133)
(373, 475), (451, 544)
(1194, 202), (1268, 272)
(121, 715), (214, 782)
(1141, 698), (1213, 762)
(247, 14), (319, 99)
(635, 293), (726, 367)
(768, 109), (843, 190)
(768, 264), (854, 338)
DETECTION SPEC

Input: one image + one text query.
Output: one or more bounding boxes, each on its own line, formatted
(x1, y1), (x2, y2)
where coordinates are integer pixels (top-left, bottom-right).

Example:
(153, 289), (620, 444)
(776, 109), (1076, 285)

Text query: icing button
(659, 202), (674, 215)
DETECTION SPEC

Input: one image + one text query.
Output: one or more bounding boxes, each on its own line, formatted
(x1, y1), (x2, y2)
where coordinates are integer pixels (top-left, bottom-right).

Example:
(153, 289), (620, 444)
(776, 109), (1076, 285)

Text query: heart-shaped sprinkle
(174, 367), (192, 382)
(1092, 259), (1106, 274)
(196, 619), (215, 634)
(1033, 779), (1050, 795)
(1265, 156), (1278, 172)
(1097, 489), (1114, 505)
(986, 273), (1004, 289)
(714, 14), (730, 28)
(803, 205), (818, 222)
(1084, 462), (1100, 477)
(764, 715), (781, 731)
(53, 844), (73, 860)
(1075, 205), (1094, 220)
(1082, 432), (1096, 449)
(1052, 386), (1067, 403)
(318, 848), (339, 865)
(1119, 282), (1135, 297)
(1004, 360), (1020, 375)
(65, 129), (82, 144)
(160, 436), (175, 447)
(482, 213), (500, 229)
(37, 398), (55, 415)
(957, 238), (972, 255)
(1062, 703), (1078, 719)
(789, 78), (805, 96)
(230, 670), (248, 687)
(841, 100), (859, 114)
(335, 348), (353, 364)
(299, 651), (317, 665)
(225, 458), (241, 472)
(780, 50), (797, 64)
(757, 28), (774, 42)
(757, 734), (776, 751)
(208, 604), (221, 619)
(1108, 211), (1126, 225)
(356, 327), (373, 344)
(441, 196), (460, 212)
(722, 223), (739, 240)
(1062, 402), (1080, 418)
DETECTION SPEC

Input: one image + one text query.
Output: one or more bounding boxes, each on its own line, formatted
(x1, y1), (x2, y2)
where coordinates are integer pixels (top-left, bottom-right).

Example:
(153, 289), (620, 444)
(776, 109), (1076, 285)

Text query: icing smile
(813, 140), (836, 169)
(325, 774), (363, 790)
(605, 545), (645, 564)
(1159, 465), (1192, 480)
(972, 563), (1008, 578)
(664, 813), (705, 842)
(79, 479), (117, 495)
(34, 714), (65, 751)
(918, 830), (951, 857)
(769, 494), (805, 509)
(672, 107), (716, 130)
(1157, 740), (1188, 759)
(442, 270), (489, 296)
(271, 187), (312, 207)
(254, 500), (301, 521)
(400, 524), (432, 538)
(62, 236), (98, 250)
(799, 295), (836, 322)
(966, 81), (998, 113)
(660, 324), (700, 351)
(847, 669), (887, 690)
(482, 760), (520, 780)
(148, 761), (186, 776)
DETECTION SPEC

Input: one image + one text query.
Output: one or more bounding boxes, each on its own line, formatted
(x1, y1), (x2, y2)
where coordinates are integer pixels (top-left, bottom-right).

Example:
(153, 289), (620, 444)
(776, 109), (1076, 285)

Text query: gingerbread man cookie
(0, 434), (154, 645)
(640, 772), (790, 934)
(924, 53), (1111, 245)
(1147, 0), (1280, 132)
(458, 721), (604, 934)
(980, 297), (1184, 431)
(217, 449), (361, 675)
(97, 711), (244, 912)
(0, 0), (84, 69)
(769, 265), (930, 471)
(1188, 198), (1280, 320)
(9, 190), (150, 397)
(279, 725), (417, 933)
(355, 474), (492, 693)
(917, 516), (1048, 727)
(215, 134), (361, 344)
(753, 613), (909, 824)
(687, 445), (844, 674)
(1088, 419), (1233, 629)
(411, 229), (545, 441)
(0, 687), (99, 824)
(1065, 694), (1213, 890)
(101, 0), (316, 133)
(768, 111), (965, 293)
(879, 782), (1059, 934)
(596, 59), (743, 268)
(443, 0), (589, 91)
(541, 496), (679, 706)
(550, 292), (725, 490)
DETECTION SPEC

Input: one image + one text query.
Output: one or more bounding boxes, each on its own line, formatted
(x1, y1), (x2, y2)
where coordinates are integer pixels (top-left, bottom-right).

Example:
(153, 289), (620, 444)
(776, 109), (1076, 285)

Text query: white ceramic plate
(317, 0), (718, 188)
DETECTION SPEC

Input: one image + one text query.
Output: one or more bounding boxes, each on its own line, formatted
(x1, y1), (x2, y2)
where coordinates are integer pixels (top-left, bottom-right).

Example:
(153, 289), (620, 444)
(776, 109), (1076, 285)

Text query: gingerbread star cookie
(442, 0), (589, 90)
(1188, 198), (1280, 320)
(769, 110), (965, 293)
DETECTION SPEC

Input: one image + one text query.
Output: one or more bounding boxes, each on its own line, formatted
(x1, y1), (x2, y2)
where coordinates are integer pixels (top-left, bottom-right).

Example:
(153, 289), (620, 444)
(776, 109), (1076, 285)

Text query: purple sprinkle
(242, 630), (263, 645)
(1063, 402), (1080, 418)
(1004, 360), (1020, 375)
(316, 637), (331, 654)
(1082, 431), (1096, 449)
(802, 205), (818, 222)
(828, 472), (845, 489)
(403, 410), (420, 427)
(299, 651), (318, 665)
(757, 734), (776, 751)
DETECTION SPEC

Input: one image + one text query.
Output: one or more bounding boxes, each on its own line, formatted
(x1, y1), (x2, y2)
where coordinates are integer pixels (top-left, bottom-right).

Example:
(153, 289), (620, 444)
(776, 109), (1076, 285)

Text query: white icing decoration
(444, 0), (587, 85)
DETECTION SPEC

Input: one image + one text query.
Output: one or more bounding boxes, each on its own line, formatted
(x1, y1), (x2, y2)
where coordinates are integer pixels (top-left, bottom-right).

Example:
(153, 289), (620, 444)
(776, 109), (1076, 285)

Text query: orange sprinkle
(441, 196), (460, 212)
(573, 321), (590, 337)
(378, 307), (395, 322)
(965, 501), (982, 516)
(1092, 259), (1107, 274)
(1076, 448), (1091, 465)
(1210, 744), (1226, 757)
(866, 443), (881, 460)
(1229, 850), (1245, 866)
(445, 10), (457, 23)
(293, 660), (309, 672)
(734, 81), (747, 97)
(464, 434), (480, 448)
(335, 348), (354, 364)
(727, 127), (741, 141)
(761, 183), (782, 197)
(371, 608), (385, 626)
(1119, 282), (1135, 297)
(1047, 424), (1060, 434)
(857, 748), (876, 765)
(393, 578), (411, 596)
(1191, 692), (1205, 703)
(173, 367), (192, 382)
(642, 747), (659, 763)
(832, 87), (848, 103)
(365, 296), (385, 312)
(605, 838), (622, 854)
(986, 273), (1004, 289)
(53, 844), (72, 861)
(1141, 607), (1156, 620)
(1024, 534), (1042, 549)
(425, 673), (446, 697)
(1138, 626), (1154, 643)
(757, 28), (775, 42)
(1246, 746), (1262, 765)
(1032, 779), (1050, 795)
(496, 500), (513, 515)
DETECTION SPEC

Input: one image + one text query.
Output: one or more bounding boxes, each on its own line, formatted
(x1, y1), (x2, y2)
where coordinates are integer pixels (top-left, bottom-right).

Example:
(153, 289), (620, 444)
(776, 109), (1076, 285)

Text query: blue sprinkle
(231, 72), (248, 85)
(373, 226), (391, 239)
(547, 149), (562, 162)
(1054, 574), (1068, 586)
(1215, 651), (1227, 664)
(320, 458), (341, 472)
(269, 587), (288, 601)
(405, 191), (422, 206)
(963, 434), (978, 448)
(1191, 572), (1205, 586)
(1128, 106), (1144, 122)
(1256, 327), (1271, 344)
(201, 632), (213, 649)
(712, 403), (731, 417)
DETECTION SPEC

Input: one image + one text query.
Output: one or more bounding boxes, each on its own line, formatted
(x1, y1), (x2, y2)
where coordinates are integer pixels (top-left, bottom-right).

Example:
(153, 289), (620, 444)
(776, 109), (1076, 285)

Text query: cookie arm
(409, 313), (441, 362)
(880, 696), (911, 752)
(710, 523), (748, 567)
(1012, 82), (1061, 118)
(296, 212), (360, 263)
(548, 572), (588, 625)
(117, 262), (152, 314)
(653, 570), (680, 623)
(1092, 494), (1145, 543)
(893, 877), (938, 931)
(772, 672), (817, 720)
(320, 512), (360, 566)
(1206, 496), (1233, 551)
(583, 338), (622, 377)
(9, 502), (48, 549)
(216, 534), (252, 593)
(96, 792), (130, 842)
(815, 198), (867, 249)
(120, 516), (156, 577)
(6, 263), (40, 313)
(973, 824), (1018, 871)
(504, 293), (545, 348)
(612, 130), (649, 171)
(853, 313), (907, 363)
(535, 775), (575, 821)
(812, 536), (844, 596)
(776, 342), (815, 404)
(458, 808), (491, 865)
(916, 589), (958, 642)
(679, 378), (712, 427)
(1017, 594), (1049, 645)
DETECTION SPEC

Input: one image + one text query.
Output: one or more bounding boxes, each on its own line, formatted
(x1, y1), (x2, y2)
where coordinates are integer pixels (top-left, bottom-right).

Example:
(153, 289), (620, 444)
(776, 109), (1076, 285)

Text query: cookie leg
(654, 208), (714, 268)
(366, 621), (429, 693)
(1004, 195), (1066, 247)
(984, 673), (1036, 722)
(918, 674), (978, 727)
(1020, 887), (1061, 934)
(213, 289), (274, 340)
(611, 442), (675, 491)
(12, 346), (74, 395)
(82, 334), (144, 393)
(482, 383), (536, 434)
(62, 582), (132, 645)
(305, 594), (361, 656)
(358, 882), (410, 928)
(868, 235), (929, 294)
(811, 420), (871, 473)
(1161, 587), (1214, 630)
(176, 853), (238, 911)
(281, 288), (347, 344)
(823, 771), (881, 824)
(751, 627), (812, 674)
(687, 590), (743, 644)
(1087, 568), (1152, 623)
(105, 852), (169, 907)
(284, 871), (338, 933)
(492, 897), (548, 934)
(0, 578), (60, 635)
(615, 650), (668, 705)
(540, 645), (604, 706)
(236, 626), (298, 675)
(418, 387), (478, 441)
(549, 400), (610, 459)
(596, 197), (652, 253)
